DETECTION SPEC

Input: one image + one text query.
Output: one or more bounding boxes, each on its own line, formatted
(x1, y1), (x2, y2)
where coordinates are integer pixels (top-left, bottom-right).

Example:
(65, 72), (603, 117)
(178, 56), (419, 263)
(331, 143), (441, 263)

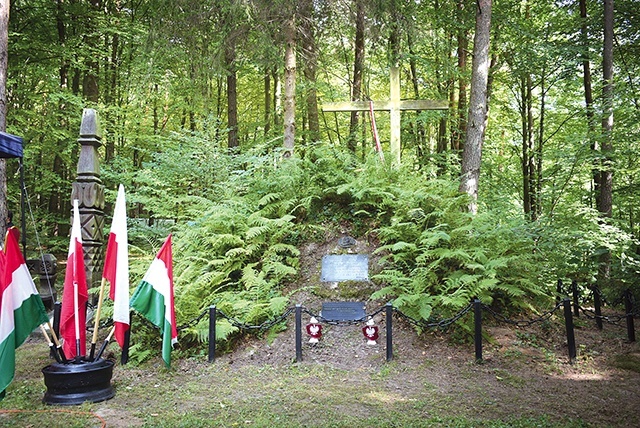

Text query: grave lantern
(362, 318), (379, 345)
(306, 317), (322, 343)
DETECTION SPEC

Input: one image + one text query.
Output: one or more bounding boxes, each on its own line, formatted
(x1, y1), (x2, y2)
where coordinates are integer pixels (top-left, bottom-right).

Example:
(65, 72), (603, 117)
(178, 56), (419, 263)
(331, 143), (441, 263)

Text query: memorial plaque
(321, 301), (366, 322)
(321, 254), (369, 282)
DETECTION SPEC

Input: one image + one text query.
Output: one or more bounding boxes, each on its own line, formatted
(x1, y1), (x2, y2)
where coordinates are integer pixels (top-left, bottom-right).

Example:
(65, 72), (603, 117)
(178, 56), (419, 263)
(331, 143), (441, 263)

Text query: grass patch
(612, 353), (640, 373)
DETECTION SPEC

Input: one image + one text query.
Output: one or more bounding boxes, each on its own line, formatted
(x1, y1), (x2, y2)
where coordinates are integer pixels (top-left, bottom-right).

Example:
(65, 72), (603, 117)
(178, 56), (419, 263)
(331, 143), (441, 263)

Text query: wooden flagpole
(45, 322), (68, 363)
(39, 325), (62, 363)
(93, 325), (115, 361)
(89, 277), (108, 359)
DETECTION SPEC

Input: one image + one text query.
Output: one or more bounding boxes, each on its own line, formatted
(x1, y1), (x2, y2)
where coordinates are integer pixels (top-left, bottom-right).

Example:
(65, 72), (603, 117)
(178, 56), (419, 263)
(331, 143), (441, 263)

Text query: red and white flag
(60, 200), (88, 358)
(103, 184), (130, 349)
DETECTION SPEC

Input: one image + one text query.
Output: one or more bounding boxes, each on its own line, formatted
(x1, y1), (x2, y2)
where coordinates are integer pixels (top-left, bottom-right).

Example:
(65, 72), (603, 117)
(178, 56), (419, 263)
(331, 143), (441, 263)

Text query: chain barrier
(176, 307), (210, 331)
(302, 306), (387, 326)
(392, 303), (474, 330)
(216, 307), (296, 332)
(481, 302), (564, 327)
(578, 306), (626, 326)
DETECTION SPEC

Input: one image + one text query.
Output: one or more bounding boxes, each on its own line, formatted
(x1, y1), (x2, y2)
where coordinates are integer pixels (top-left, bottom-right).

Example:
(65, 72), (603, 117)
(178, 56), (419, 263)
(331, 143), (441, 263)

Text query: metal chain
(216, 307), (296, 332)
(301, 306), (387, 326)
(393, 304), (474, 330)
(578, 306), (626, 326)
(480, 302), (563, 327)
(177, 308), (210, 331)
(171, 294), (637, 336)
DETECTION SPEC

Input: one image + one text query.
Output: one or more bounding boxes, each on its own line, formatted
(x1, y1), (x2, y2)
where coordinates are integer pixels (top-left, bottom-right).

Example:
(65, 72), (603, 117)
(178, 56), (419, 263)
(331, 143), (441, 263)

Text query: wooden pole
(45, 321), (67, 363)
(39, 325), (62, 363)
(94, 325), (116, 361)
(90, 277), (108, 359)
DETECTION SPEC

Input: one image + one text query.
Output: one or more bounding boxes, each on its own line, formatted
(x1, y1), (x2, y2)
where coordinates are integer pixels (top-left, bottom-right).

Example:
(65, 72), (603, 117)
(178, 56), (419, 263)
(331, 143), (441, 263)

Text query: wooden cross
(322, 66), (448, 164)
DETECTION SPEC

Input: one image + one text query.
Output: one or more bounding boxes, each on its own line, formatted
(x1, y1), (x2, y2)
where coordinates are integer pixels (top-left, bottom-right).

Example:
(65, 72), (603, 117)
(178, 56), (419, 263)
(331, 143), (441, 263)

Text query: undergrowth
(120, 137), (638, 358)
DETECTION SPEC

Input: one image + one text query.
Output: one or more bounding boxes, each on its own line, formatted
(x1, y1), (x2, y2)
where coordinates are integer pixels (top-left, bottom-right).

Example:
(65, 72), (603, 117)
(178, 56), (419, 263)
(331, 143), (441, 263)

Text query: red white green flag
(0, 230), (49, 398)
(60, 200), (88, 358)
(130, 235), (177, 367)
(103, 184), (130, 348)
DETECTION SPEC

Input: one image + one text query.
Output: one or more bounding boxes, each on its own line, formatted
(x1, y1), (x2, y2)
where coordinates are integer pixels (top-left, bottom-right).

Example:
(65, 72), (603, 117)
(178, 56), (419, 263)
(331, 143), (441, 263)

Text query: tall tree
(453, 0), (469, 153)
(579, 0), (599, 209)
(283, 14), (296, 156)
(300, 0), (320, 143)
(597, 0), (614, 288)
(598, 0), (613, 218)
(459, 0), (492, 214)
(347, 0), (365, 154)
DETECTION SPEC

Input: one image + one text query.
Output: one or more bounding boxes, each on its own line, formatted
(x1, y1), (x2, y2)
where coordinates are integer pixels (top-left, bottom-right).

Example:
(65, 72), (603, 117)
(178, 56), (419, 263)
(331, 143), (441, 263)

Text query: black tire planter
(42, 358), (115, 405)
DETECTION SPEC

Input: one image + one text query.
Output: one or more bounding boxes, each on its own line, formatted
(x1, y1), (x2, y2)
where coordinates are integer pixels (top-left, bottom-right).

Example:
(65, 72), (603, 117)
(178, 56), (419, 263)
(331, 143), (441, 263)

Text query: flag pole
(71, 200), (82, 360)
(93, 325), (115, 361)
(39, 325), (63, 363)
(45, 322), (68, 363)
(89, 277), (108, 359)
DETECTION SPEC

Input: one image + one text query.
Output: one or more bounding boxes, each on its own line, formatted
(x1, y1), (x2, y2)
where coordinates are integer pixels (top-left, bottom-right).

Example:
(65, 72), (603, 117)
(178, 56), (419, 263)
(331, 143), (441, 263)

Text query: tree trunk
(521, 75), (531, 216)
(408, 33), (426, 151)
(264, 71), (271, 136)
(301, 0), (320, 143)
(225, 41), (238, 150)
(283, 16), (296, 157)
(597, 0), (614, 288)
(57, 0), (68, 88)
(580, 0), (599, 209)
(459, 0), (492, 214)
(348, 0), (365, 154)
(454, 0), (468, 152)
(599, 0), (613, 218)
(273, 67), (281, 130)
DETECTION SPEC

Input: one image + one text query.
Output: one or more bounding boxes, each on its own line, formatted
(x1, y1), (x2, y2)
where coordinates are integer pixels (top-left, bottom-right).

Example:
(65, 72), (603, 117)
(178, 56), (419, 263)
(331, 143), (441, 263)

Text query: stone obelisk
(70, 109), (105, 290)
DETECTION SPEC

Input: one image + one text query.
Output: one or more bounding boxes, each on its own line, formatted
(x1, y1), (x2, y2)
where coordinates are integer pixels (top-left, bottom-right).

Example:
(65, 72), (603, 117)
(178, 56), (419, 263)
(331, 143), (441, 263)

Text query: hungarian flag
(103, 184), (130, 348)
(0, 230), (49, 398)
(130, 235), (177, 367)
(60, 200), (88, 358)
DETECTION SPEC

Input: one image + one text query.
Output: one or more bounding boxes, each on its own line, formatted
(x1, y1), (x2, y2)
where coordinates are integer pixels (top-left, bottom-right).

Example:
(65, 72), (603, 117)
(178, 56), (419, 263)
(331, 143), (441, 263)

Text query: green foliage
(371, 177), (549, 321)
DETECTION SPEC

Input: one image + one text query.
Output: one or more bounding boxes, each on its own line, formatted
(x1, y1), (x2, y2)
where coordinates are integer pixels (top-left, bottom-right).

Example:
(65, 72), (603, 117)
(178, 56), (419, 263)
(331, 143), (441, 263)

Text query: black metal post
(593, 286), (603, 330)
(474, 299), (482, 362)
(208, 306), (216, 363)
(624, 290), (636, 343)
(563, 298), (577, 362)
(556, 279), (563, 306)
(53, 302), (62, 339)
(121, 311), (132, 364)
(386, 302), (393, 362)
(295, 305), (302, 362)
(571, 280), (580, 317)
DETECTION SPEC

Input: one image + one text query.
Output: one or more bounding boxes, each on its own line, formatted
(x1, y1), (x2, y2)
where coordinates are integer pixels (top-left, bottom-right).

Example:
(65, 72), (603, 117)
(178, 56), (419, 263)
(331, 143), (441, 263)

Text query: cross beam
(323, 67), (448, 164)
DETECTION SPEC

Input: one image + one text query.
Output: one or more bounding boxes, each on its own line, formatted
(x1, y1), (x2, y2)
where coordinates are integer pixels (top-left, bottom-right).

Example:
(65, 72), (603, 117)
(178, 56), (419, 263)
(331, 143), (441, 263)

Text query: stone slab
(321, 301), (366, 322)
(320, 254), (369, 282)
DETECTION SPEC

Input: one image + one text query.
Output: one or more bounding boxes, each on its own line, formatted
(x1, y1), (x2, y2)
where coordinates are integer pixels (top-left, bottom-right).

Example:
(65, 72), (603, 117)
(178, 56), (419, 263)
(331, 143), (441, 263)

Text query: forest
(1, 0), (639, 348)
